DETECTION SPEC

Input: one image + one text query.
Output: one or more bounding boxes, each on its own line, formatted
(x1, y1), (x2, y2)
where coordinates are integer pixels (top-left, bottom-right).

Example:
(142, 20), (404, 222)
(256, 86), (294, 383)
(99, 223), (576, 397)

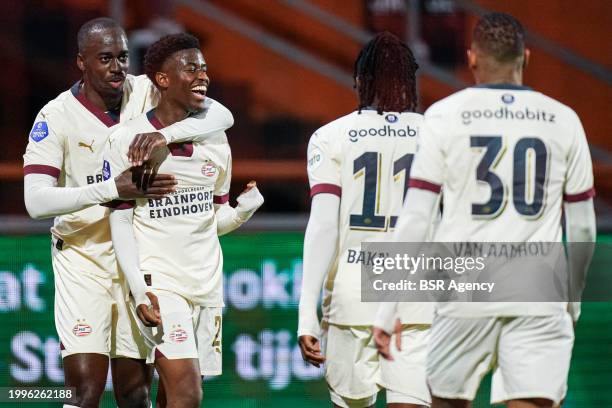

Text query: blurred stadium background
(0, 0), (610, 407)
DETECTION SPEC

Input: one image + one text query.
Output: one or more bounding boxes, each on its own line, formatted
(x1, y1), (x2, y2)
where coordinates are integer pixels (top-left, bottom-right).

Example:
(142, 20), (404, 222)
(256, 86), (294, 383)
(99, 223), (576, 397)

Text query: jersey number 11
(349, 151), (414, 231)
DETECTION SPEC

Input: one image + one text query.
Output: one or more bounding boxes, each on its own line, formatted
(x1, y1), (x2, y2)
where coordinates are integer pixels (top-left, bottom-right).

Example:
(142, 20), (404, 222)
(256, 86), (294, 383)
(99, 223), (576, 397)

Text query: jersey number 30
(349, 152), (414, 231)
(471, 135), (548, 219)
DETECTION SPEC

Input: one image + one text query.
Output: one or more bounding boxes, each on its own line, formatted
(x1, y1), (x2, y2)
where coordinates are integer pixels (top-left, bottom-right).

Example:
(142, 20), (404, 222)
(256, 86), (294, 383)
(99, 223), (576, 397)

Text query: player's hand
(136, 292), (161, 327)
(115, 167), (177, 199)
(373, 326), (393, 360)
(128, 132), (167, 166)
(393, 318), (402, 351)
(298, 335), (326, 367)
(236, 181), (264, 216)
(240, 180), (258, 195)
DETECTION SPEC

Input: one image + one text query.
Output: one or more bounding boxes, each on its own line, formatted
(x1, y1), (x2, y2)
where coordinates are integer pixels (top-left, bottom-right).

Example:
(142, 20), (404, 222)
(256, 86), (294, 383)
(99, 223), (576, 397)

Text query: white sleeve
(407, 110), (446, 190)
(298, 193), (340, 338)
(564, 199), (596, 322)
(373, 188), (439, 333)
(213, 146), (232, 205)
(109, 209), (149, 307)
(24, 174), (118, 219)
(23, 110), (64, 174)
(392, 187), (439, 243)
(158, 99), (234, 144)
(22, 108), (122, 219)
(374, 303), (398, 334)
(307, 130), (341, 194)
(215, 187), (264, 236)
(564, 112), (595, 201)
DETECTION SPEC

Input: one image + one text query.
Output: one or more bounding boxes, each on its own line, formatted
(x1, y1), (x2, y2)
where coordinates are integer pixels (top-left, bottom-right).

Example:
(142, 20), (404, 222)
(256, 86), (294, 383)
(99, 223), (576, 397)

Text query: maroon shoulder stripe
(101, 200), (135, 209)
(147, 110), (194, 157)
(146, 110), (164, 130)
(71, 82), (119, 128)
(24, 164), (61, 178)
(408, 178), (442, 194)
(310, 183), (341, 197)
(214, 194), (229, 204)
(564, 187), (595, 203)
(168, 142), (194, 157)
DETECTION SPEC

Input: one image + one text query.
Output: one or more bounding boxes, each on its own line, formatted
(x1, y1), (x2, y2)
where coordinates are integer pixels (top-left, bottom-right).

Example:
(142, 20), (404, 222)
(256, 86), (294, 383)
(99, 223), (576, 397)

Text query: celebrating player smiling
(104, 33), (263, 408)
(23, 17), (238, 408)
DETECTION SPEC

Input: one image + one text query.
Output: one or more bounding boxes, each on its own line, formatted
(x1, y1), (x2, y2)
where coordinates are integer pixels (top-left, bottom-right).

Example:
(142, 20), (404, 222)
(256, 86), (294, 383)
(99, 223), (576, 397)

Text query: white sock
(63, 405), (79, 408)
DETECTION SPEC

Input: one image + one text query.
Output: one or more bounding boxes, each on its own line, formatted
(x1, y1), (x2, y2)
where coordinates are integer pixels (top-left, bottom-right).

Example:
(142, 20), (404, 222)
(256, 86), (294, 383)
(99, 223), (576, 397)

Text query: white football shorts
(52, 241), (146, 359)
(322, 323), (431, 407)
(135, 289), (222, 376)
(427, 313), (573, 405)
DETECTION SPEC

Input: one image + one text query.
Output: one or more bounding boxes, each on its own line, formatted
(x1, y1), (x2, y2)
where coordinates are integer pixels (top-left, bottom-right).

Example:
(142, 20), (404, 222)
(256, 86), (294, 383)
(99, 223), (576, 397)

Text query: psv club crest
(201, 162), (217, 177)
(72, 321), (92, 337)
(169, 328), (188, 343)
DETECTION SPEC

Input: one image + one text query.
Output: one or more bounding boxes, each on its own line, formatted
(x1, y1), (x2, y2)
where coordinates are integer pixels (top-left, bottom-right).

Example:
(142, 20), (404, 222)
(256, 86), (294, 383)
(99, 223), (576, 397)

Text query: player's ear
(76, 53), (85, 72)
(155, 72), (169, 89)
(467, 49), (477, 71)
(522, 48), (530, 69)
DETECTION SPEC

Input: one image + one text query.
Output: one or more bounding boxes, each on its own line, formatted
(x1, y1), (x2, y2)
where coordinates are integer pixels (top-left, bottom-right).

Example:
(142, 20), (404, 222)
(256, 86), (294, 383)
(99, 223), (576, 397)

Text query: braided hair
(354, 31), (419, 114)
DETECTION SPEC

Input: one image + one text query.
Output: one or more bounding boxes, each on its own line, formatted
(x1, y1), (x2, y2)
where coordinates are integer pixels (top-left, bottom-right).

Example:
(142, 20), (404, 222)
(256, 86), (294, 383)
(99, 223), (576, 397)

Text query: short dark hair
(144, 33), (201, 86)
(473, 12), (525, 63)
(354, 31), (419, 113)
(77, 17), (124, 53)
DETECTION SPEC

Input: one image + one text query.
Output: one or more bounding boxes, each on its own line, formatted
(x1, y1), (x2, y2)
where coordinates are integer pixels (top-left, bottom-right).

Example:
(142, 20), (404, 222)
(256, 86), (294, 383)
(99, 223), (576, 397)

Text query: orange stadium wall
(175, 0), (610, 151)
(472, 0), (612, 151)
(175, 0), (363, 126)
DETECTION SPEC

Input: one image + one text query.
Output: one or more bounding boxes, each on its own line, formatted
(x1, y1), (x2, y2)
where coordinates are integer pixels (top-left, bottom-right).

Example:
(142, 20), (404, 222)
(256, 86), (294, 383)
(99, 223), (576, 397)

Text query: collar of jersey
(70, 81), (120, 127)
(359, 106), (412, 113)
(471, 83), (533, 91)
(146, 109), (164, 130)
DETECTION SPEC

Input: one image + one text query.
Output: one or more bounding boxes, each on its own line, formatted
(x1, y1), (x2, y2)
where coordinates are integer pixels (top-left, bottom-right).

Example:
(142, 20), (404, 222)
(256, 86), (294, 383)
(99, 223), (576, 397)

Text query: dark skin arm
(136, 292), (161, 327)
(127, 132), (167, 167)
(298, 335), (326, 368)
(373, 318), (403, 361)
(114, 165), (177, 199)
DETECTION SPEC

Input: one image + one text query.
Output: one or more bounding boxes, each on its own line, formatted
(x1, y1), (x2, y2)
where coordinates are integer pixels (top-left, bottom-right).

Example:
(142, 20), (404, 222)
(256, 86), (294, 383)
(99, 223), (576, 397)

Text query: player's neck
(80, 82), (122, 113)
(153, 99), (189, 127)
(474, 69), (523, 87)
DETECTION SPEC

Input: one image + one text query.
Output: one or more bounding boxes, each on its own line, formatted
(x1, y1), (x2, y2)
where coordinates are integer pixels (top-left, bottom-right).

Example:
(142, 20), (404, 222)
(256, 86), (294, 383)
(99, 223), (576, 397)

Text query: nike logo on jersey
(78, 139), (95, 153)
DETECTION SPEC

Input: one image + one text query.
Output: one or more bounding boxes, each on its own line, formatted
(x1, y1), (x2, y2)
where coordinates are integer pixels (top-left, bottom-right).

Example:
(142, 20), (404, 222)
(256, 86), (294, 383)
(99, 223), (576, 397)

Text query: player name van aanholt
(372, 279), (495, 294)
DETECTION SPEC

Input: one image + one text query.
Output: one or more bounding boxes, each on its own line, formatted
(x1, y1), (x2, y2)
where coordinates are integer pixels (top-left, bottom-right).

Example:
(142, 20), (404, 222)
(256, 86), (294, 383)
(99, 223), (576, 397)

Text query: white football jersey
(409, 84), (595, 317)
(103, 110), (231, 306)
(307, 109), (432, 325)
(23, 75), (158, 278)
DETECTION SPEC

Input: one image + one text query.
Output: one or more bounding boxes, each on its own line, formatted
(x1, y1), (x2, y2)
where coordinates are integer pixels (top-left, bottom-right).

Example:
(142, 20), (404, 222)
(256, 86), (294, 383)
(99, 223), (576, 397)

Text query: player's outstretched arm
(297, 193), (340, 367)
(373, 187), (439, 359)
(564, 199), (596, 323)
(127, 100), (234, 166)
(109, 208), (161, 326)
(24, 173), (118, 220)
(23, 169), (177, 220)
(215, 181), (264, 236)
